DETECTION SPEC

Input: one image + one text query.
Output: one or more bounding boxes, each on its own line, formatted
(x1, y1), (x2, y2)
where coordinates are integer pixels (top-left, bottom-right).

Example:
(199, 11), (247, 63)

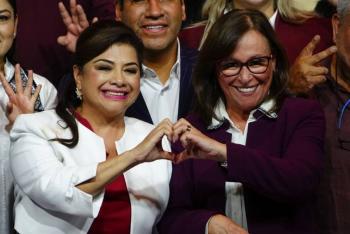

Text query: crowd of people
(0, 0), (349, 234)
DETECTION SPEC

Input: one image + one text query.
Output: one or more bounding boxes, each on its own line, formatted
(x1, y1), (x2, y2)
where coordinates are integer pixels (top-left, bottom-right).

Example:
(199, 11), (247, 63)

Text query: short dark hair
(192, 9), (289, 126)
(55, 20), (144, 147)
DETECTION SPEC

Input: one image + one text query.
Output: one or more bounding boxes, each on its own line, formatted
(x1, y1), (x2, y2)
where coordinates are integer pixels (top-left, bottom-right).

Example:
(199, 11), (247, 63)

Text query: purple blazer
(158, 97), (325, 234)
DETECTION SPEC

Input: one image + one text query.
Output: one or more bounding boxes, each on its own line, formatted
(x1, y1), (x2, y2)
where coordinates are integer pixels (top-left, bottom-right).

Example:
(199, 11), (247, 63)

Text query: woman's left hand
(0, 64), (41, 132)
(173, 118), (227, 164)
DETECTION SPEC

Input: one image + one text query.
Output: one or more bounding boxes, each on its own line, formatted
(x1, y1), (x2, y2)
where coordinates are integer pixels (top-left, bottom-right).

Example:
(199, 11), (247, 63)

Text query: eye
(96, 65), (112, 71)
(0, 14), (10, 22)
(125, 67), (139, 74)
(247, 57), (268, 67)
(221, 61), (241, 70)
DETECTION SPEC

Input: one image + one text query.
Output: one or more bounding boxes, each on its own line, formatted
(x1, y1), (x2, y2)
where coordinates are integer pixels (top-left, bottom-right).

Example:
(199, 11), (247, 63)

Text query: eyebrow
(0, 9), (12, 14)
(93, 59), (138, 66)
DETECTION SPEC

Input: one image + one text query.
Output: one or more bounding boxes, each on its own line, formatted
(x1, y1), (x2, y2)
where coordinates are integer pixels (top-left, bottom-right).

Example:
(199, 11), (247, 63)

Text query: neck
(76, 106), (125, 140)
(226, 105), (250, 132)
(331, 55), (350, 92)
(234, 1), (275, 18)
(143, 41), (178, 84)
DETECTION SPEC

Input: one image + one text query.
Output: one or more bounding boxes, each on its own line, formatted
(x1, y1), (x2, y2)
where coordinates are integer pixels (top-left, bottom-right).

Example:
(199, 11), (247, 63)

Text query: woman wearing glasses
(158, 9), (325, 234)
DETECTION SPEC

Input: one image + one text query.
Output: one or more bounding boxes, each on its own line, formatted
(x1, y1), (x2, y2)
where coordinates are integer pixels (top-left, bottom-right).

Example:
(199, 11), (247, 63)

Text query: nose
(237, 66), (253, 84)
(111, 70), (126, 87)
(145, 0), (163, 18)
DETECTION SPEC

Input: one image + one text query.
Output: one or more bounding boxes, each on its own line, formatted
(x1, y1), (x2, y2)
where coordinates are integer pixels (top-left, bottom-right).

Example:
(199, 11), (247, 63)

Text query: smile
(235, 85), (258, 94)
(102, 90), (128, 100)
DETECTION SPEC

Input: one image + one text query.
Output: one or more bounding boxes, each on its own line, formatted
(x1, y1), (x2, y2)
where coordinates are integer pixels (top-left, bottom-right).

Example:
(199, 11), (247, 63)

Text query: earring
(75, 88), (82, 100)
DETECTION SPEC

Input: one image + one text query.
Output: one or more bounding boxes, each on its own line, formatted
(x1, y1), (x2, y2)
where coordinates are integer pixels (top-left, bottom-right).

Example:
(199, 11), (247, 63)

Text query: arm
(226, 101), (325, 202)
(10, 116), (174, 217)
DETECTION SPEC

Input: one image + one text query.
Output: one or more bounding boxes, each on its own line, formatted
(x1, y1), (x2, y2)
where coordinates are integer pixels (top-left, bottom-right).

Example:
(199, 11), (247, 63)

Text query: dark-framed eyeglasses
(218, 55), (273, 77)
(337, 98), (350, 151)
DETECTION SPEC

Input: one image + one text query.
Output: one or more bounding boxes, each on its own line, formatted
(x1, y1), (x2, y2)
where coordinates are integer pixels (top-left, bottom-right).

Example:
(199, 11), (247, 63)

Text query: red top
(75, 113), (131, 234)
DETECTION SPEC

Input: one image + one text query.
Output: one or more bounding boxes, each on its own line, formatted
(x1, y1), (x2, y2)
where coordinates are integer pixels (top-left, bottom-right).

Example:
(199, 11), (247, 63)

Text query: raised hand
(208, 214), (248, 234)
(0, 64), (41, 132)
(173, 118), (227, 164)
(289, 35), (337, 94)
(130, 118), (175, 164)
(57, 0), (97, 52)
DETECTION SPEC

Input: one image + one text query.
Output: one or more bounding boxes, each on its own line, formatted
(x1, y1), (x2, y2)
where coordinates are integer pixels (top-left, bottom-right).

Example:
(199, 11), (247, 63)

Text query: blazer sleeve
(157, 160), (219, 234)
(226, 101), (325, 203)
(10, 114), (101, 218)
(34, 73), (58, 110)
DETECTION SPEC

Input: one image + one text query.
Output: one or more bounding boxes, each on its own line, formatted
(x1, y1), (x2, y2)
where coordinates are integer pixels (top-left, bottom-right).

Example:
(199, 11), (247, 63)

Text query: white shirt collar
(4, 58), (15, 82)
(209, 98), (278, 129)
(142, 38), (181, 81)
(269, 10), (278, 28)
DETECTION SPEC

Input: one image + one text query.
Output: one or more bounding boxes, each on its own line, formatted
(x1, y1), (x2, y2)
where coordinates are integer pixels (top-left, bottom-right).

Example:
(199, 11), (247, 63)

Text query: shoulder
(33, 73), (57, 93)
(279, 97), (324, 121)
(180, 44), (198, 63)
(124, 116), (155, 134)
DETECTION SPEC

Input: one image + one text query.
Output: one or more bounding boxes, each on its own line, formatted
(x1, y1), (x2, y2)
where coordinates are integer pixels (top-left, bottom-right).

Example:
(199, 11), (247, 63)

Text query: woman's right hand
(130, 118), (175, 164)
(208, 214), (248, 234)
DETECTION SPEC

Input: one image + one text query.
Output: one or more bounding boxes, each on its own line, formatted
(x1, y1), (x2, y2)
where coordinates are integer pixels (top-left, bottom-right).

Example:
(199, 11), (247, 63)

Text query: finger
(309, 45), (337, 64)
(57, 36), (69, 46)
(14, 64), (23, 94)
(58, 2), (73, 28)
(31, 84), (42, 105)
(0, 72), (16, 99)
(173, 118), (190, 129)
(174, 151), (190, 164)
(299, 35), (320, 57)
(24, 70), (34, 96)
(70, 0), (79, 25)
(6, 102), (13, 116)
(173, 123), (190, 143)
(306, 66), (329, 76)
(159, 151), (175, 161)
(76, 5), (90, 30)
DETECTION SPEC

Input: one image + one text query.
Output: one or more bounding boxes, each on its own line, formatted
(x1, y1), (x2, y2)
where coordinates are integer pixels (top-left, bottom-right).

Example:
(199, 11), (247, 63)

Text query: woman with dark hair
(159, 9), (325, 234)
(10, 20), (173, 234)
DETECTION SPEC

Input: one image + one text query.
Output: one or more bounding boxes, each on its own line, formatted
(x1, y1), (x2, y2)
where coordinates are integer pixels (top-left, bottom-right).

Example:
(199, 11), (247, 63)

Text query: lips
(102, 90), (129, 100)
(141, 23), (168, 33)
(235, 85), (258, 94)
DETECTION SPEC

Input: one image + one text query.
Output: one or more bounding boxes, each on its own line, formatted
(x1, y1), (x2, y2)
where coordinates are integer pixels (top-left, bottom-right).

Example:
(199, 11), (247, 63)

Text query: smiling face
(217, 30), (275, 115)
(74, 43), (141, 119)
(115, 0), (186, 52)
(0, 0), (17, 62)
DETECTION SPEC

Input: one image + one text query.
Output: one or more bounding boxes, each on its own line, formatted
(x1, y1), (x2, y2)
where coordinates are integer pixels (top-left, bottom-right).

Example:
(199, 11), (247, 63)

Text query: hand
(208, 214), (248, 234)
(130, 118), (175, 164)
(57, 0), (97, 52)
(0, 64), (41, 132)
(289, 35), (337, 93)
(173, 118), (226, 164)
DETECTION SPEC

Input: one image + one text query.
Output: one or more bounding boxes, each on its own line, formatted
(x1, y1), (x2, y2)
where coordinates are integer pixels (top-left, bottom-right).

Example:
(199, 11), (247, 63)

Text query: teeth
(145, 25), (164, 29)
(237, 86), (257, 93)
(105, 91), (125, 96)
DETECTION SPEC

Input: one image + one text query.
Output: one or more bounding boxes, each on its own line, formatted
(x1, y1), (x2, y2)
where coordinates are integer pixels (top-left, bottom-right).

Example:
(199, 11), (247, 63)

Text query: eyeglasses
(218, 55), (273, 77)
(337, 98), (350, 151)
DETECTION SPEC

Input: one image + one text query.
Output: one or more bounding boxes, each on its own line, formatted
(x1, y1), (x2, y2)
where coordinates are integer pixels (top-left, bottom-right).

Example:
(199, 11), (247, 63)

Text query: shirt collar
(4, 58), (14, 82)
(142, 38), (181, 80)
(208, 98), (278, 130)
(269, 10), (278, 28)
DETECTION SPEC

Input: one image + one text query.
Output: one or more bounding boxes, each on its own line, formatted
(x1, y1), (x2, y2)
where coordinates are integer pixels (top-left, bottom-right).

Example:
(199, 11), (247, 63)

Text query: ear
(115, 2), (123, 21)
(181, 0), (187, 21)
(73, 65), (83, 91)
(332, 13), (340, 44)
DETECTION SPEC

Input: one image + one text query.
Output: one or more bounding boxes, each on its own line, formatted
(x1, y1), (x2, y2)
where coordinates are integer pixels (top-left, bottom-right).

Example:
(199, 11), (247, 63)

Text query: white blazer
(10, 110), (172, 234)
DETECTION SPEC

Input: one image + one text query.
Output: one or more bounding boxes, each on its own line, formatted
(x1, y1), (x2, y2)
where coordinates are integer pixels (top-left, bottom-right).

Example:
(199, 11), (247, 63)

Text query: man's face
(115, 0), (186, 52)
(333, 12), (350, 69)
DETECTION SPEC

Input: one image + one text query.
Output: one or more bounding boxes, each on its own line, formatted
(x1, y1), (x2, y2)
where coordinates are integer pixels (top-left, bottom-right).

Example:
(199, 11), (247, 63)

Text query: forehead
(233, 30), (271, 54)
(93, 44), (138, 63)
(0, 0), (13, 10)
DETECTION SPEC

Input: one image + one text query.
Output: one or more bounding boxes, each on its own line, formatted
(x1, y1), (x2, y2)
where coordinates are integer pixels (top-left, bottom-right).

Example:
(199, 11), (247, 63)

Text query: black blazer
(126, 45), (198, 124)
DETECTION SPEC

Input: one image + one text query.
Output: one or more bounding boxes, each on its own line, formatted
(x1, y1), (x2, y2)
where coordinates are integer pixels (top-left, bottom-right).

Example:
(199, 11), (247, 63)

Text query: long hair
(193, 9), (289, 126)
(5, 0), (17, 64)
(54, 20), (143, 148)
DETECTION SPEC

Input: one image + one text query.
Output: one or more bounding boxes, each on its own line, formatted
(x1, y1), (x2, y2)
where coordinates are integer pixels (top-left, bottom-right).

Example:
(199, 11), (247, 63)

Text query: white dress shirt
(140, 40), (181, 124)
